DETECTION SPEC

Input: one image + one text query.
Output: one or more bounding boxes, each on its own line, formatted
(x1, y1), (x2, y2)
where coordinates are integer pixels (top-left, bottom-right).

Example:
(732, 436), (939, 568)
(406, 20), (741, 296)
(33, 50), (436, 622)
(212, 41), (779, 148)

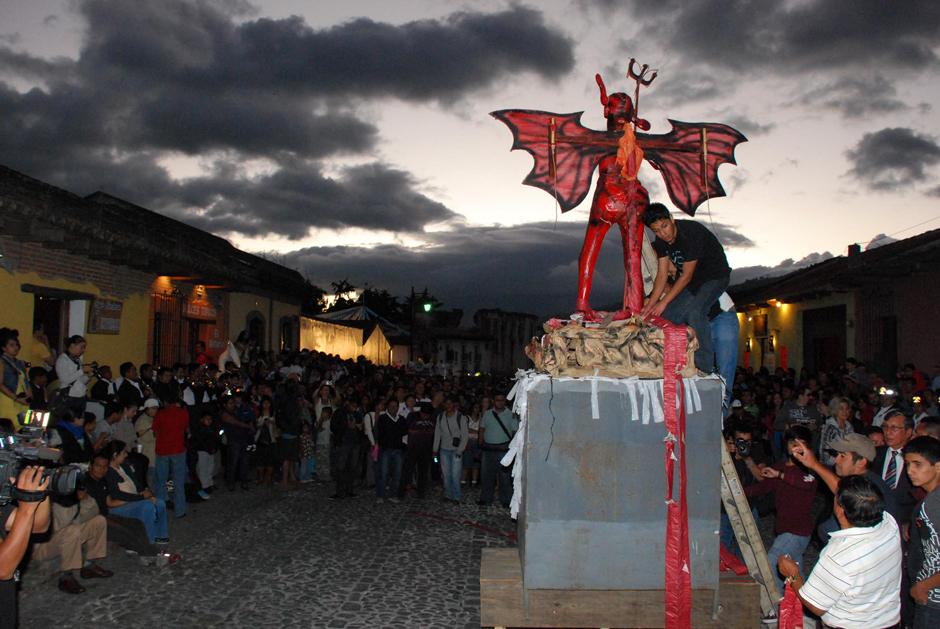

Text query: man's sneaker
(154, 537), (170, 545)
(197, 489), (210, 500)
(155, 552), (182, 567)
(760, 609), (778, 625)
(388, 497), (400, 503)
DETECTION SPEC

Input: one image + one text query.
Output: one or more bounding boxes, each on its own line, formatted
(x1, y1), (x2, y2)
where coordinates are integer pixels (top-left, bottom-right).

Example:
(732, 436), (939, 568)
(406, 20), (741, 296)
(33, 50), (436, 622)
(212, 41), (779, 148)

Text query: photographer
(1, 466), (51, 627)
(0, 328), (31, 431)
(54, 335), (93, 416)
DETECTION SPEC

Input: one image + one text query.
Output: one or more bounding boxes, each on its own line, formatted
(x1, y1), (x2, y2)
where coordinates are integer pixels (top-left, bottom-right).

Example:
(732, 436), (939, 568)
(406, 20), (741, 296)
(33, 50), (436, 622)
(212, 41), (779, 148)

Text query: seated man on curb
(101, 441), (170, 545)
(84, 452), (180, 566)
(31, 483), (113, 594)
(640, 203), (731, 372)
(778, 475), (902, 629)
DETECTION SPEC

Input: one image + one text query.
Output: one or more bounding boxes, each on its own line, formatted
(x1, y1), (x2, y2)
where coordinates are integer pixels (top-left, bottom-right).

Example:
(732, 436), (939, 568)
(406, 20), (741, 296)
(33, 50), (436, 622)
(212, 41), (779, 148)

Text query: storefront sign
(185, 301), (218, 321)
(88, 299), (123, 334)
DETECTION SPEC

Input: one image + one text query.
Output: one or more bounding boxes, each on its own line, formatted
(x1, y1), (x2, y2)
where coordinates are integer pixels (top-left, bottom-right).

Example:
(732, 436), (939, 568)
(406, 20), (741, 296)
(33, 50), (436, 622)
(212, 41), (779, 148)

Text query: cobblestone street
(18, 481), (516, 629)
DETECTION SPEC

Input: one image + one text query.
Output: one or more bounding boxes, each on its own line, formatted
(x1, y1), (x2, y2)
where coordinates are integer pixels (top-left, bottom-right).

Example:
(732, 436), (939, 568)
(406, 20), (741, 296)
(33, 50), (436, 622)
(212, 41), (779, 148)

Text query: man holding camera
(478, 394), (518, 508)
(1, 466), (51, 626)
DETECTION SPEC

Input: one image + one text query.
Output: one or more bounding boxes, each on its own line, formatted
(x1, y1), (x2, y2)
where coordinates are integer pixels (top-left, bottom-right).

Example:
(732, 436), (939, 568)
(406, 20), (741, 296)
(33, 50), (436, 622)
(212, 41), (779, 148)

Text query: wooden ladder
(719, 444), (781, 615)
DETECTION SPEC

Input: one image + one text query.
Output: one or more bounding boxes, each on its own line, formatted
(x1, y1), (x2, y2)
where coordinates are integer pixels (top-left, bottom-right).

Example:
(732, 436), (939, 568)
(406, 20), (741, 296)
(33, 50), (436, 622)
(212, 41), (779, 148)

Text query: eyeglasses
(883, 424), (908, 432)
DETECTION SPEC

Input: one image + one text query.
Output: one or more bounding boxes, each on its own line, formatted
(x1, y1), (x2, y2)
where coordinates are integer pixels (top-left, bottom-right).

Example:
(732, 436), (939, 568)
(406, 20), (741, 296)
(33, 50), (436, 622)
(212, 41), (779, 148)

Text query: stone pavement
(17, 480), (517, 629)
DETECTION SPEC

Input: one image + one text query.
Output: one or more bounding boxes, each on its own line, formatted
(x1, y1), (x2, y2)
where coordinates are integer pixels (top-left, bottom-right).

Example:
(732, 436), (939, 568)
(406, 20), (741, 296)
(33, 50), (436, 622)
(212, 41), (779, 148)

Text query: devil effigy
(492, 59), (746, 323)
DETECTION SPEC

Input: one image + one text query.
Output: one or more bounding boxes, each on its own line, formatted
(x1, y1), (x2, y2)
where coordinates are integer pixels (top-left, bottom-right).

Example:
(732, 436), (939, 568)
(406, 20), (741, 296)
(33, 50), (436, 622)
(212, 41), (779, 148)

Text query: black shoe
(328, 494), (343, 500)
(58, 575), (85, 594)
(345, 493), (357, 498)
(477, 500), (491, 506)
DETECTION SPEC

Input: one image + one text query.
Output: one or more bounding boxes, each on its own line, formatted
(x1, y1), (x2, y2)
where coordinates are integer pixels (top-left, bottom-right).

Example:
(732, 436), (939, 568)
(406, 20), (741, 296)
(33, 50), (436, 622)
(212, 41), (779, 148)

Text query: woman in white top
(54, 335), (92, 414)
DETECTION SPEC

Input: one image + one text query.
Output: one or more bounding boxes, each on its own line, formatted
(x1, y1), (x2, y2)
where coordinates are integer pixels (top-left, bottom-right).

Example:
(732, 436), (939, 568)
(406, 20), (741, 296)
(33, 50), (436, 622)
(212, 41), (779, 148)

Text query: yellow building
(1, 165), (313, 371)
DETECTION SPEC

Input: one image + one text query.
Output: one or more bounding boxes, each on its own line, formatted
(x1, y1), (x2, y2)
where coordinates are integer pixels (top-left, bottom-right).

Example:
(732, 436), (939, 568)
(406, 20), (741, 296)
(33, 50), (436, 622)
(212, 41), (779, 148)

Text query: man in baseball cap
(790, 432), (897, 541)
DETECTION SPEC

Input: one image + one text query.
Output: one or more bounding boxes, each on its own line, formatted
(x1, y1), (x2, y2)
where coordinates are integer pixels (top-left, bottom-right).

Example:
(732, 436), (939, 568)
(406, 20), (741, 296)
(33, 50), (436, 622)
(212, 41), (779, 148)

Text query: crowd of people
(724, 359), (940, 628)
(0, 325), (520, 622)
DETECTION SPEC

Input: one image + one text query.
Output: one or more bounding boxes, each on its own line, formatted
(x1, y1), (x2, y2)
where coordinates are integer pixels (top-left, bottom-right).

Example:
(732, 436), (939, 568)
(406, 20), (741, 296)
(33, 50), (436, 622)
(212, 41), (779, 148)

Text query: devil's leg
(576, 217), (612, 317)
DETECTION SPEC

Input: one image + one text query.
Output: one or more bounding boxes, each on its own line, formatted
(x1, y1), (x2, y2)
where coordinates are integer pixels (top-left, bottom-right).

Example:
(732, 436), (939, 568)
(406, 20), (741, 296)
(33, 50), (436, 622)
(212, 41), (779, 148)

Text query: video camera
(0, 410), (82, 506)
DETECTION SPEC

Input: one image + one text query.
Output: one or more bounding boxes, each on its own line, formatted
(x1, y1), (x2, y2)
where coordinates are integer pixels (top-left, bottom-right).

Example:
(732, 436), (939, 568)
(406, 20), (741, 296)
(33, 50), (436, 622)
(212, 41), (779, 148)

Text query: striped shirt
(800, 512), (902, 629)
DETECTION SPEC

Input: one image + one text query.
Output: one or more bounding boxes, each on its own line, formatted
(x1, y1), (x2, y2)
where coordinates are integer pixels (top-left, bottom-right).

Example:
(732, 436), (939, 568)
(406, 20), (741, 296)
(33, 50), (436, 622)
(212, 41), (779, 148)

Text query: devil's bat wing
(491, 109), (613, 213)
(639, 120), (747, 216)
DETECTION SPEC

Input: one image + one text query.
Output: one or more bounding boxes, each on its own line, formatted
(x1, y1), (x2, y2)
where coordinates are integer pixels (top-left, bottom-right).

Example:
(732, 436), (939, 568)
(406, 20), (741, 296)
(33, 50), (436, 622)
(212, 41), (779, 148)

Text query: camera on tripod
(0, 410), (82, 506)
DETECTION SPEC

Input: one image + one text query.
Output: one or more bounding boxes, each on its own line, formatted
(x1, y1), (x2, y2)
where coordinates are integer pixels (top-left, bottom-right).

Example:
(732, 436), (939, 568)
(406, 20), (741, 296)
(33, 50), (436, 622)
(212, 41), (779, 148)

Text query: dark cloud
(276, 220), (755, 316)
(42, 15), (59, 27)
(0, 33), (21, 45)
(171, 160), (459, 238)
(731, 251), (835, 285)
(0, 0), (575, 238)
(797, 75), (910, 119)
(845, 127), (940, 191)
(614, 0), (940, 74)
(721, 115), (774, 138)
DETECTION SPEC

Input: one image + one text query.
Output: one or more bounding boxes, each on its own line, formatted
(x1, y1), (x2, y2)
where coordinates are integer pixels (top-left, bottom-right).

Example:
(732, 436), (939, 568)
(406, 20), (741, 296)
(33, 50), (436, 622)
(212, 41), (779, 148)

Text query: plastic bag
(778, 581), (803, 629)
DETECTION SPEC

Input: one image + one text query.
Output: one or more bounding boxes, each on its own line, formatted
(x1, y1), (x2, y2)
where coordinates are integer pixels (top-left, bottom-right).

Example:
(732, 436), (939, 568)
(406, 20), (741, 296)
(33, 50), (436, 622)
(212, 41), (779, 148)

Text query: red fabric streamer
(719, 544), (749, 576)
(659, 317), (691, 629)
(778, 581), (803, 629)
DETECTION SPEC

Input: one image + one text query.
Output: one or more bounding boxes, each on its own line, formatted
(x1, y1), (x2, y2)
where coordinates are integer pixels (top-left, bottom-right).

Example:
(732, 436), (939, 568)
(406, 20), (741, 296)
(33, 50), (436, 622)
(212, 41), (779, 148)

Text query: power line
(856, 213), (940, 248)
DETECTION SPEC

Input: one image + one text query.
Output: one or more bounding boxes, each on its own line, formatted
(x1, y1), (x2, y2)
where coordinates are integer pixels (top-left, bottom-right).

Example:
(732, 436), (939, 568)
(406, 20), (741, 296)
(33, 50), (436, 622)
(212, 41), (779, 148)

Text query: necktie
(884, 450), (899, 489)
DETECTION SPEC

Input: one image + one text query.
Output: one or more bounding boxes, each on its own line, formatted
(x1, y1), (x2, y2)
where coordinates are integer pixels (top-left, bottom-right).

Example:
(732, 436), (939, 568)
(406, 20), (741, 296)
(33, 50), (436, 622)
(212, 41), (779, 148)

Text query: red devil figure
(492, 60), (746, 321)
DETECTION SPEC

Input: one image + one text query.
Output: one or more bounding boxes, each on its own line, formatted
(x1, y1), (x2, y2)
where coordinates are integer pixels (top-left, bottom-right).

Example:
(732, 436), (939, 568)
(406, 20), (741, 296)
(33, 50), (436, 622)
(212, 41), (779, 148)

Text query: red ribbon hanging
(657, 316), (692, 629)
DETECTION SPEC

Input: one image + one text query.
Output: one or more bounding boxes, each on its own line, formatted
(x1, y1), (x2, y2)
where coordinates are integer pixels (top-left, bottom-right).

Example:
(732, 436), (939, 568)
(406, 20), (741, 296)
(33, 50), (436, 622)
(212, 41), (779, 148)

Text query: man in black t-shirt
(641, 203), (731, 371)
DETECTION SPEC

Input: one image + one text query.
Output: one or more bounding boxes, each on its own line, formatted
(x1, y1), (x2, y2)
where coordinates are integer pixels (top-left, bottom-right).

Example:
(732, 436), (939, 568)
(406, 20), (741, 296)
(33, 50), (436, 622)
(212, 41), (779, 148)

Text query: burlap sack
(525, 316), (698, 378)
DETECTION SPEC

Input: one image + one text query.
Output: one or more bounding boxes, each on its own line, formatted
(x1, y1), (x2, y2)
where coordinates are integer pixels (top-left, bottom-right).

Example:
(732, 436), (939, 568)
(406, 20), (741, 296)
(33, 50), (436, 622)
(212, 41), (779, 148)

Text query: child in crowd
(298, 421), (317, 483)
(191, 410), (219, 499)
(905, 436), (940, 628)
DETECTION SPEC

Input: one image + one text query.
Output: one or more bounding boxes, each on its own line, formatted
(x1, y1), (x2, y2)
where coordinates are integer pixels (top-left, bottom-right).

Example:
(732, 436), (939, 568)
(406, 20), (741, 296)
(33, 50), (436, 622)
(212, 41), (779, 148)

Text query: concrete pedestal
(515, 375), (723, 591)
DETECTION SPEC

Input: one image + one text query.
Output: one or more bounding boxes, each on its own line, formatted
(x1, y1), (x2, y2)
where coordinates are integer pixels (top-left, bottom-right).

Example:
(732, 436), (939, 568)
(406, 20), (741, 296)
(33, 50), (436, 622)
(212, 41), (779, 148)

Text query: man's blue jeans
(376, 449), (403, 499)
(710, 311), (739, 413)
(110, 498), (169, 543)
(662, 276), (729, 372)
(439, 448), (463, 501)
(766, 532), (810, 596)
(155, 452), (187, 518)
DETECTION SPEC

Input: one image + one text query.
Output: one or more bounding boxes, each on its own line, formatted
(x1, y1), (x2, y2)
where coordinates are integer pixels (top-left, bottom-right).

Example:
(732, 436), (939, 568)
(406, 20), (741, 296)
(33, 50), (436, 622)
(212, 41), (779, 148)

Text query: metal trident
(627, 58), (657, 128)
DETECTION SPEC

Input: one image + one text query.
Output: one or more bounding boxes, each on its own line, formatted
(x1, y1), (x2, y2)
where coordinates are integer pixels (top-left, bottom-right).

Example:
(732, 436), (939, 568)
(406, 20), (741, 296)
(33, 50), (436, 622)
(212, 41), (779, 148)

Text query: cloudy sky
(1, 0), (939, 316)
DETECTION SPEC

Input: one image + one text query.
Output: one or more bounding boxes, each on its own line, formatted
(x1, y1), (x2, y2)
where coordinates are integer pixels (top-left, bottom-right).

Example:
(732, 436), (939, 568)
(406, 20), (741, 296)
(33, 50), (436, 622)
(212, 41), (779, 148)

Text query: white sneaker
(760, 609), (778, 626)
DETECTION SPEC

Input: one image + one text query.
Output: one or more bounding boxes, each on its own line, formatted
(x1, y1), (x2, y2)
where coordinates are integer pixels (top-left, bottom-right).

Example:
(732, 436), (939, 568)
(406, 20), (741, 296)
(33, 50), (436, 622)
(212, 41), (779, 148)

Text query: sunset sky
(2, 1), (939, 315)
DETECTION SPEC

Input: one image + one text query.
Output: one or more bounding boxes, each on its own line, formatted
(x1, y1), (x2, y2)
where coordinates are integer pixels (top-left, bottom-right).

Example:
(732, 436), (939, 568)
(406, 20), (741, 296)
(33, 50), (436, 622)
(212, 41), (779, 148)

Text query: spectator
(254, 395), (277, 486)
(819, 396), (855, 467)
(478, 393), (517, 508)
(116, 362), (145, 410)
(89, 365), (116, 402)
(84, 453), (179, 566)
(191, 410), (219, 499)
(101, 441), (170, 545)
(867, 425), (886, 447)
(0, 466), (51, 624)
(915, 417), (940, 440)
(30, 325), (55, 372)
(362, 399), (384, 488)
(905, 436), (940, 628)
(0, 327), (31, 428)
(403, 403), (436, 499)
(153, 390), (190, 517)
(136, 399), (159, 489)
(275, 382), (303, 489)
(873, 387), (900, 428)
(54, 335), (91, 416)
(874, 411), (917, 529)
(778, 475), (902, 629)
(221, 394), (253, 491)
(329, 399), (360, 499)
(746, 425), (818, 602)
(28, 366), (48, 411)
(462, 402), (482, 488)
(434, 395), (468, 504)
(375, 399), (406, 503)
(298, 422), (317, 483)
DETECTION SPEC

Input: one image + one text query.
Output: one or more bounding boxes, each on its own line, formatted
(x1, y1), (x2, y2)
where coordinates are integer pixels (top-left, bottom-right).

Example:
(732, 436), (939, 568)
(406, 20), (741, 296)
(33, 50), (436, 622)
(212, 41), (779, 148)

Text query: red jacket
(153, 405), (189, 456)
(745, 462), (818, 537)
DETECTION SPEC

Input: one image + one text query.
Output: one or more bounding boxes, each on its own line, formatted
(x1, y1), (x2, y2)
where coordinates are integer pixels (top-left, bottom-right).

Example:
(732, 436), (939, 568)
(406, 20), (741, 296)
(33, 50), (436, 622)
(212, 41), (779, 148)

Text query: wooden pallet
(480, 548), (760, 628)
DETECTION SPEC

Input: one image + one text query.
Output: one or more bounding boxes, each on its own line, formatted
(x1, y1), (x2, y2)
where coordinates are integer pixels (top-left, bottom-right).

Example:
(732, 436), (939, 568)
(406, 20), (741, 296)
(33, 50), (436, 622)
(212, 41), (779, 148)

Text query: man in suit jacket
(873, 410), (917, 626)
(873, 411), (917, 526)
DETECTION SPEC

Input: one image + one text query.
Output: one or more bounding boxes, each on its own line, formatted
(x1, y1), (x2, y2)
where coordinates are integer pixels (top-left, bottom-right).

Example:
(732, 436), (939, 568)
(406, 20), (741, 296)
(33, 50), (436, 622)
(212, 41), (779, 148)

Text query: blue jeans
(766, 532), (810, 595)
(299, 457), (316, 480)
(110, 498), (169, 543)
(376, 449), (403, 499)
(662, 276), (729, 372)
(710, 311), (739, 413)
(439, 448), (463, 501)
(720, 505), (759, 561)
(914, 603), (940, 629)
(155, 452), (187, 518)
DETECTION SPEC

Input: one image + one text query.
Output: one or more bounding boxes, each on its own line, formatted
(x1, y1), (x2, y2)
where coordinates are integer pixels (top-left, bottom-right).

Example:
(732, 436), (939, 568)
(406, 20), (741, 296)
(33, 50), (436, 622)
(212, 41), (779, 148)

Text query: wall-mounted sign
(185, 301), (218, 321)
(88, 299), (123, 334)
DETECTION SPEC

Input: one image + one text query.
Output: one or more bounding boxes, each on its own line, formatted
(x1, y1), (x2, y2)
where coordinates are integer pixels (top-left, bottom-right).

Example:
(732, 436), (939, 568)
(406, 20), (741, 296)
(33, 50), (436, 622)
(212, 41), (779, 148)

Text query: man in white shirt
(778, 475), (902, 629)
